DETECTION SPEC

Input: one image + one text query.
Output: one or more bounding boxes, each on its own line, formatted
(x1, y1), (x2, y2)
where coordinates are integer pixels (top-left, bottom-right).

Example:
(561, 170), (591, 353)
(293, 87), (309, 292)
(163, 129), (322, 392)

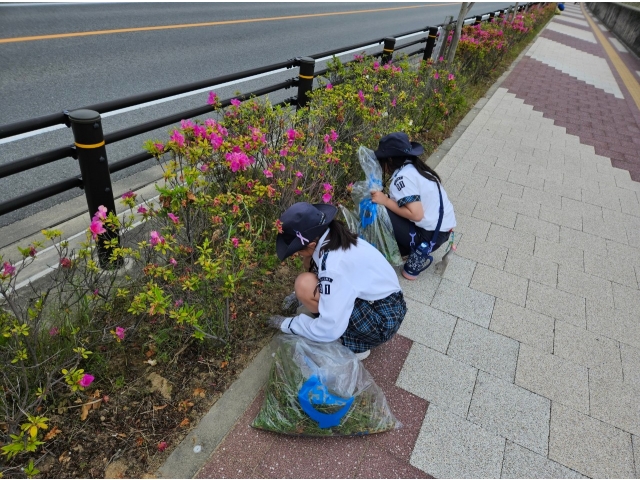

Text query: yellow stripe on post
(383, 48), (394, 52)
(299, 74), (314, 79)
(75, 140), (106, 149)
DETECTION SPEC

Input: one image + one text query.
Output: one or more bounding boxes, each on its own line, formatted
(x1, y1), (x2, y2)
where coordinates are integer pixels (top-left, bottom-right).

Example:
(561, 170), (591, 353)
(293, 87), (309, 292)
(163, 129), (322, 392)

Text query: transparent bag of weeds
(340, 146), (403, 266)
(251, 335), (401, 436)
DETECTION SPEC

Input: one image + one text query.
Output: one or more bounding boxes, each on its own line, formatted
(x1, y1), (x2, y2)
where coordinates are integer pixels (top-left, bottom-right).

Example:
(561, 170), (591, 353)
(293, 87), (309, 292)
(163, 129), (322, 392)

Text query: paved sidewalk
(165, 4), (640, 478)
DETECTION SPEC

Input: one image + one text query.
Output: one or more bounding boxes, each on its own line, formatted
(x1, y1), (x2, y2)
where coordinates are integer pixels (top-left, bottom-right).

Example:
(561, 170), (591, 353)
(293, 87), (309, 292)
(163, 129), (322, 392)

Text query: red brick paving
(540, 29), (604, 57)
(196, 334), (431, 479)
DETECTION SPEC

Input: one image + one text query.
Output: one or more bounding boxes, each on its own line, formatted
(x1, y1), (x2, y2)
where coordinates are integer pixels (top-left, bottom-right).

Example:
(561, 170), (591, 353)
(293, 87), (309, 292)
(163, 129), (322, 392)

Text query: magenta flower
(90, 219), (106, 240)
(391, 98), (397, 107)
(207, 91), (218, 105)
(115, 327), (125, 341)
(373, 61), (380, 70)
(93, 205), (107, 221)
(263, 169), (273, 178)
(150, 231), (165, 247)
(439, 56), (444, 62)
(230, 98), (241, 107)
(59, 258), (71, 269)
(434, 72), (440, 79)
(330, 129), (338, 142)
(374, 84), (379, 92)
(158, 441), (168, 452)
(2, 261), (16, 278)
(200, 164), (209, 173)
(169, 257), (177, 266)
(121, 190), (135, 200)
(286, 129), (297, 146)
(225, 151), (253, 172)
(279, 148), (289, 157)
(78, 374), (94, 388)
(231, 237), (239, 248)
(358, 90), (365, 104)
(170, 130), (185, 148)
(209, 134), (224, 150)
(137, 206), (148, 215)
(168, 213), (179, 224)
(322, 193), (332, 203)
(49, 327), (59, 336)
(174, 299), (184, 308)
(193, 124), (207, 139)
(324, 144), (333, 155)
(322, 183), (333, 192)
(180, 119), (195, 130)
(326, 83), (333, 90)
(154, 143), (164, 151)
(448, 73), (455, 81)
(295, 171), (303, 178)
(294, 188), (302, 195)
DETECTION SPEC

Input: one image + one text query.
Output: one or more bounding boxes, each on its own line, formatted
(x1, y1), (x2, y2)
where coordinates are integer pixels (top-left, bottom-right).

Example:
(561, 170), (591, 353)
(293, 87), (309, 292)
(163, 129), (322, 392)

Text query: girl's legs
(294, 272), (320, 314)
(387, 210), (450, 255)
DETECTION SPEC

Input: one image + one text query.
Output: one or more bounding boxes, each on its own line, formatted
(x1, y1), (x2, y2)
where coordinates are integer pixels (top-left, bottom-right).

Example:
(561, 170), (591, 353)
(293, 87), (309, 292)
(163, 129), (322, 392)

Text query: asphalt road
(0, 2), (512, 229)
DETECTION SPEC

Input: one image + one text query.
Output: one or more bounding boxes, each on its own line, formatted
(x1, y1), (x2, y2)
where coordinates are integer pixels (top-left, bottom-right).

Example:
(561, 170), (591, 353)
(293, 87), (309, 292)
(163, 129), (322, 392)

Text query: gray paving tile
(441, 253), (477, 286)
(455, 237), (508, 270)
(561, 196), (602, 218)
(398, 269), (441, 306)
(549, 403), (635, 478)
(470, 263), (528, 307)
(634, 435), (640, 478)
(451, 195), (477, 216)
(487, 224), (535, 256)
(582, 189), (621, 211)
(544, 181), (582, 201)
(490, 299), (555, 354)
(468, 372), (550, 455)
(582, 214), (629, 243)
(515, 344), (589, 413)
(621, 343), (640, 390)
(557, 264), (613, 301)
(410, 404), (505, 479)
(539, 205), (583, 231)
(526, 281), (585, 328)
(473, 162), (510, 180)
(504, 250), (558, 288)
(553, 320), (622, 374)
(472, 202), (517, 228)
(534, 237), (584, 270)
(501, 442), (586, 479)
(398, 298), (457, 354)
(499, 195), (541, 219)
(559, 226), (607, 253)
(454, 213), (491, 243)
(397, 343), (477, 417)
(486, 177), (525, 198)
(431, 279), (495, 328)
(460, 182), (502, 206)
(523, 186), (562, 210)
(587, 297), (640, 349)
(514, 214), (560, 242)
(584, 252), (639, 289)
(590, 369), (640, 436)
(612, 282), (640, 315)
(448, 319), (519, 382)
(507, 171), (545, 190)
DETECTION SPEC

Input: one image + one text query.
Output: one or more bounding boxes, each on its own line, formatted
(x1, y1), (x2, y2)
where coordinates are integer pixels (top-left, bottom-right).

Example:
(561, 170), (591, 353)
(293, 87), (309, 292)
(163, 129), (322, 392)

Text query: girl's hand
(370, 190), (388, 206)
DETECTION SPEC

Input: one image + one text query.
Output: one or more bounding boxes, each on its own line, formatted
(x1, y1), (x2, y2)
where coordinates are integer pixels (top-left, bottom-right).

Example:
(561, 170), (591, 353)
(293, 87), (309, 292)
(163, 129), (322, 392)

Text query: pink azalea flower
(154, 143), (164, 151)
(439, 56), (444, 62)
(193, 124), (207, 139)
(225, 151), (253, 173)
(49, 327), (59, 336)
(122, 190), (135, 200)
(93, 205), (107, 221)
(180, 119), (195, 130)
(59, 258), (72, 269)
(448, 73), (455, 81)
(231, 237), (239, 248)
(230, 98), (241, 107)
(90, 219), (106, 240)
(115, 327), (125, 341)
(170, 130), (185, 148)
(373, 61), (380, 70)
(246, 181), (254, 189)
(169, 258), (177, 266)
(294, 188), (302, 195)
(391, 98), (397, 107)
(279, 163), (285, 172)
(168, 213), (179, 224)
(2, 262), (16, 278)
(295, 171), (303, 178)
(326, 83), (333, 90)
(137, 206), (148, 215)
(358, 90), (365, 104)
(263, 169), (273, 178)
(286, 129), (297, 146)
(374, 84), (379, 92)
(322, 193), (332, 203)
(279, 148), (289, 157)
(322, 183), (333, 192)
(158, 441), (168, 452)
(150, 231), (165, 247)
(207, 91), (218, 105)
(324, 144), (333, 155)
(209, 134), (224, 150)
(78, 374), (94, 388)
(434, 72), (440, 79)
(174, 299), (184, 308)
(330, 129), (338, 142)
(200, 164), (209, 173)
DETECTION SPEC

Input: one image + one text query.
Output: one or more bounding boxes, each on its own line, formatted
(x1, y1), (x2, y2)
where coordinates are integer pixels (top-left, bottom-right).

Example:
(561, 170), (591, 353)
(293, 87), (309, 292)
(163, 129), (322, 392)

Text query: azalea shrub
(0, 7), (555, 473)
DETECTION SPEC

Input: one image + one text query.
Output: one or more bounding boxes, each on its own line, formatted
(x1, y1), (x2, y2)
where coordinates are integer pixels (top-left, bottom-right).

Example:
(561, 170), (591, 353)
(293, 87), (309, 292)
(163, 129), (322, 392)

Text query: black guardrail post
(68, 109), (121, 269)
(423, 27), (439, 61)
(489, 11), (496, 22)
(296, 57), (315, 110)
(474, 15), (483, 25)
(381, 37), (396, 63)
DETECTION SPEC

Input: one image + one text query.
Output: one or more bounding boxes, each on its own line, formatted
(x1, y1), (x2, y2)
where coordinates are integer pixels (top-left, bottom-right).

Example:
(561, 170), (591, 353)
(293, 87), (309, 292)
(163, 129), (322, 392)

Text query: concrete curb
(155, 20), (551, 480)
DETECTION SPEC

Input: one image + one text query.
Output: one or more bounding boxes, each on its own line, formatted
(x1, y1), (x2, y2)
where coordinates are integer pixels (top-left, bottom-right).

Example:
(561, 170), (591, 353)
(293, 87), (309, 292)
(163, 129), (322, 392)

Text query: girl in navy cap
(371, 132), (456, 280)
(269, 202), (407, 360)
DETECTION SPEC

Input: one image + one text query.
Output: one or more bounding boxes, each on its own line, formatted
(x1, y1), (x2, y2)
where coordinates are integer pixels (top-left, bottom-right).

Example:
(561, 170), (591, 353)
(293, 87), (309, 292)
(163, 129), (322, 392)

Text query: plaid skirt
(341, 291), (407, 353)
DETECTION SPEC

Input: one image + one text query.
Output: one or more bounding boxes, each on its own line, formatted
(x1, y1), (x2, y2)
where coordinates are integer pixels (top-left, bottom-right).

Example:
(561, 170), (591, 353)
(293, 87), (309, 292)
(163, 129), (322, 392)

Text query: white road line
(609, 37), (628, 53)
(0, 31), (425, 146)
(598, 23), (609, 32)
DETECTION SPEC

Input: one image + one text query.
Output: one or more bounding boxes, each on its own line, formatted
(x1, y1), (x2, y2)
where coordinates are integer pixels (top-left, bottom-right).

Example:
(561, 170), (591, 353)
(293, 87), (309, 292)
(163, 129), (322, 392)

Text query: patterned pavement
(193, 5), (640, 478)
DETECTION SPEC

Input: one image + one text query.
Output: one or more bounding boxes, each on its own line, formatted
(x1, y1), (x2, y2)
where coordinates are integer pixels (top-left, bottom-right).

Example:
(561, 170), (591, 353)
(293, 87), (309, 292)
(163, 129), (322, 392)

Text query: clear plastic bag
(251, 335), (400, 436)
(340, 146), (403, 266)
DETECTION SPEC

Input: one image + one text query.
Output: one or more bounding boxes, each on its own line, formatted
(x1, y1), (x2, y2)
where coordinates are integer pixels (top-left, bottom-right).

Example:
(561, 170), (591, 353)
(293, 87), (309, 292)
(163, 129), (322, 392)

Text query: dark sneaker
(402, 244), (434, 280)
